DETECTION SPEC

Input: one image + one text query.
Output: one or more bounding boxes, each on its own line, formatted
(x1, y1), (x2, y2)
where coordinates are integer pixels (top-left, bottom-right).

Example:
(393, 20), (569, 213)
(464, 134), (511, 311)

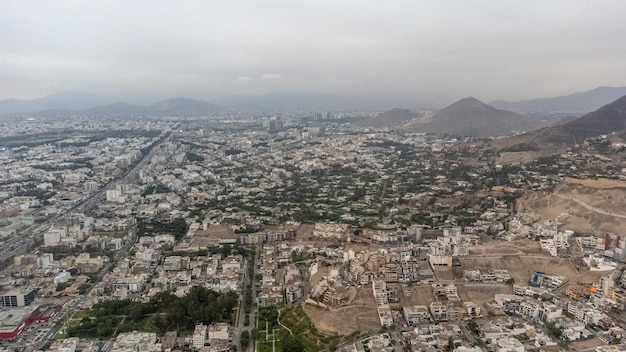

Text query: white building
(193, 324), (207, 348)
(54, 271), (71, 284)
(403, 305), (430, 325)
(492, 336), (525, 352)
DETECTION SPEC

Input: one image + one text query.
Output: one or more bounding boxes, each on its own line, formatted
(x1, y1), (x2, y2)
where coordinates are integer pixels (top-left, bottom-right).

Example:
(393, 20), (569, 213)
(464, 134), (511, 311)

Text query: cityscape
(2, 95), (626, 352)
(3, 2), (626, 352)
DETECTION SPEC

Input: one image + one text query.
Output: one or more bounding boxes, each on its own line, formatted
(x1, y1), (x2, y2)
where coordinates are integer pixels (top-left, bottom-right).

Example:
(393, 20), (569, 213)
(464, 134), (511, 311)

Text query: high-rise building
(265, 116), (283, 132)
(1, 288), (36, 307)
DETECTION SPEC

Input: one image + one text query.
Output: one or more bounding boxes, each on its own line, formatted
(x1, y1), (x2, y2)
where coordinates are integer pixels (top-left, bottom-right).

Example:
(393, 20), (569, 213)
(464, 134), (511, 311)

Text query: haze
(2, 0), (626, 105)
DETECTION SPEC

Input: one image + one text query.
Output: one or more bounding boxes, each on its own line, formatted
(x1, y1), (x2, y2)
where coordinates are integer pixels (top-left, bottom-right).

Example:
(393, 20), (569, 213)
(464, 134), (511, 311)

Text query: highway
(0, 129), (173, 266)
(1, 128), (173, 350)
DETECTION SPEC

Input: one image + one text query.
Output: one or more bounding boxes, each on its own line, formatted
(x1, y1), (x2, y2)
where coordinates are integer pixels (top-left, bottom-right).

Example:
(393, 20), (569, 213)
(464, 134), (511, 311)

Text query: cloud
(261, 73), (282, 80)
(1, 2), (626, 102)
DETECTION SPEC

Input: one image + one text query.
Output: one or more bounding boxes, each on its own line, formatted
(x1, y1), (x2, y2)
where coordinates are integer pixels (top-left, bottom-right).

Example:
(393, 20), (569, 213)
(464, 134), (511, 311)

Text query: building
(492, 336), (525, 352)
(50, 337), (79, 352)
(1, 288), (36, 307)
(372, 280), (388, 306)
(0, 309), (30, 339)
(192, 324), (207, 348)
(403, 305), (430, 325)
(112, 331), (160, 352)
(429, 254), (452, 267)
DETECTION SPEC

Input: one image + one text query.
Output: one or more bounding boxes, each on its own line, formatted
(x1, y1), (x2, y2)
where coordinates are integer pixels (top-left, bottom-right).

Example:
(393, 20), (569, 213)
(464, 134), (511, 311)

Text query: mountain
(0, 91), (110, 115)
(84, 102), (146, 115)
(0, 93), (227, 117)
(494, 95), (626, 160)
(356, 108), (417, 127)
(525, 94), (626, 145)
(216, 91), (409, 112)
(491, 86), (626, 114)
(148, 97), (224, 115)
(83, 98), (226, 116)
(408, 97), (542, 137)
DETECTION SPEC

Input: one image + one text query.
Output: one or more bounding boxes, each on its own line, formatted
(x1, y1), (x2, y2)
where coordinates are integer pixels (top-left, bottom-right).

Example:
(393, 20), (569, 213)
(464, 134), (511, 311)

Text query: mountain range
(0, 96), (226, 117)
(214, 91), (414, 113)
(0, 90), (414, 116)
(0, 91), (110, 114)
(525, 94), (626, 144)
(496, 94), (626, 156)
(491, 86), (626, 114)
(1, 85), (625, 118)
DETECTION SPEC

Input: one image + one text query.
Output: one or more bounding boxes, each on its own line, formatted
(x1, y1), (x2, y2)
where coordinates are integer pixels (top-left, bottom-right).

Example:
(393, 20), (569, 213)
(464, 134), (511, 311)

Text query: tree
(282, 335), (306, 352)
(240, 330), (250, 348)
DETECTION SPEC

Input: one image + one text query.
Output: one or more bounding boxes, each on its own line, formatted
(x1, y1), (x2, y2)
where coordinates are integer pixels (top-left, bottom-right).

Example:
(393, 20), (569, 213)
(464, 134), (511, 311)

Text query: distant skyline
(1, 1), (626, 105)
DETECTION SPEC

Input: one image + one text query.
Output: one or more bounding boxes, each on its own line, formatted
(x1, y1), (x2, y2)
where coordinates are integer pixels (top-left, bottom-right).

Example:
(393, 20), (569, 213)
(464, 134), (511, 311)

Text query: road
(247, 246), (260, 352)
(233, 255), (251, 349)
(11, 130), (172, 351)
(552, 193), (626, 219)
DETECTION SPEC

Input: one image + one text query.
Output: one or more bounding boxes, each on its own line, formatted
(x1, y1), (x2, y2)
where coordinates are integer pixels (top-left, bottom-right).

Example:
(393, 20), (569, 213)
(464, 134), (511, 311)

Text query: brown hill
(535, 94), (626, 144)
(498, 95), (626, 150)
(408, 97), (540, 137)
(494, 95), (626, 163)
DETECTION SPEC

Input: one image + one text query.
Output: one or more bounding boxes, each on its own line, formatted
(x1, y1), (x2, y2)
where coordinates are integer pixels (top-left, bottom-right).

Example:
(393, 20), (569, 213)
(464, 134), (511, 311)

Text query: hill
(215, 90), (410, 113)
(147, 97), (224, 115)
(495, 94), (626, 161)
(491, 86), (626, 114)
(355, 108), (417, 127)
(84, 102), (146, 115)
(518, 94), (626, 145)
(0, 91), (109, 115)
(408, 97), (541, 137)
(0, 95), (227, 118)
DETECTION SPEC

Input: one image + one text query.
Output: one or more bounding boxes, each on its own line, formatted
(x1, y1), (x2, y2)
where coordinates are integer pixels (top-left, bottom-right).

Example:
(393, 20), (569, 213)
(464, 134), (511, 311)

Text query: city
(2, 106), (626, 352)
(2, 2), (626, 352)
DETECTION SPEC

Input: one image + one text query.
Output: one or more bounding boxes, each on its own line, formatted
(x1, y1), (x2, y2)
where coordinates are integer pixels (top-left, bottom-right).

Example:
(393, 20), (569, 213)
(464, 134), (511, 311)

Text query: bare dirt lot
(468, 240), (543, 256)
(398, 284), (436, 307)
(304, 286), (381, 336)
(517, 179), (626, 235)
(456, 255), (577, 283)
(456, 239), (579, 284)
(456, 283), (512, 308)
(569, 337), (605, 351)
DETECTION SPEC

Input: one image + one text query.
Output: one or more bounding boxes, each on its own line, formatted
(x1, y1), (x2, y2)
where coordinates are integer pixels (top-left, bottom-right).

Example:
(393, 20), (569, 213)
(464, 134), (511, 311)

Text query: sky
(1, 1), (626, 105)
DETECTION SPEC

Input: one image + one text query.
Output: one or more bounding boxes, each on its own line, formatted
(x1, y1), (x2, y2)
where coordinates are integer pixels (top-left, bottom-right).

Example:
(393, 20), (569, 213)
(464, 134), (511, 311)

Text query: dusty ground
(457, 255), (577, 283)
(398, 284), (436, 307)
(456, 283), (512, 309)
(304, 286), (381, 336)
(517, 179), (626, 235)
(564, 177), (626, 188)
(456, 239), (579, 283)
(469, 240), (544, 256)
(569, 337), (605, 351)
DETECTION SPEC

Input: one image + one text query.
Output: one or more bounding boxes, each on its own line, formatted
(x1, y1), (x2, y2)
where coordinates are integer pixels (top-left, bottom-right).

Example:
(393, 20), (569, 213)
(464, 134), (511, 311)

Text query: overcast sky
(1, 1), (625, 105)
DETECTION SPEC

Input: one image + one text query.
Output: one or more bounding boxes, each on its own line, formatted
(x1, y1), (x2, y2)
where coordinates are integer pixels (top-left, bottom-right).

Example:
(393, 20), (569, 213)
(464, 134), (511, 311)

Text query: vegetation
(514, 333), (529, 342)
(240, 330), (250, 348)
(544, 321), (562, 339)
(137, 218), (188, 240)
(67, 286), (237, 338)
(141, 184), (173, 196)
(499, 142), (541, 153)
(186, 151), (205, 162)
(253, 305), (339, 352)
(291, 251), (315, 265)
